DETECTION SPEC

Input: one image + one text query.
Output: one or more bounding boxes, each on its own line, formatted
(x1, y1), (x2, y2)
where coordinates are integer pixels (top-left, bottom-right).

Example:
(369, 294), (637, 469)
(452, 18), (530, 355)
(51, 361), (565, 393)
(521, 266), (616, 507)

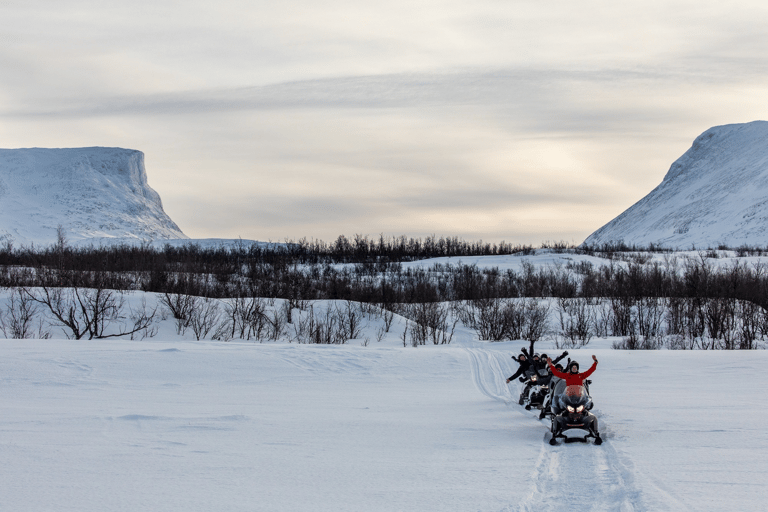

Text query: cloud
(3, 1), (768, 244)
(3, 64), (762, 119)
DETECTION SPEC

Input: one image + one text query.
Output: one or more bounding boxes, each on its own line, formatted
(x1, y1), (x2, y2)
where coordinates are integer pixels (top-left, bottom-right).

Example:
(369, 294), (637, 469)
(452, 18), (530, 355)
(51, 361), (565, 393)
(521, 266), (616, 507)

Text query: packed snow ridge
(584, 120), (768, 249)
(0, 147), (187, 246)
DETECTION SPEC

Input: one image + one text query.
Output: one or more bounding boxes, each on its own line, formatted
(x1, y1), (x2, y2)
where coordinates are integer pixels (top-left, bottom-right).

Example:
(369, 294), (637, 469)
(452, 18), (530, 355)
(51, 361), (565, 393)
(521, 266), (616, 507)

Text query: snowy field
(2, 336), (766, 512)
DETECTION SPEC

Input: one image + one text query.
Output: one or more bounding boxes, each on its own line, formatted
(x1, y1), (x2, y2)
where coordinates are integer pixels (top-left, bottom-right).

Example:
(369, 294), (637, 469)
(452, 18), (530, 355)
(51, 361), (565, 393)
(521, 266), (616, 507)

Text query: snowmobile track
(465, 348), (647, 512)
(465, 348), (515, 404)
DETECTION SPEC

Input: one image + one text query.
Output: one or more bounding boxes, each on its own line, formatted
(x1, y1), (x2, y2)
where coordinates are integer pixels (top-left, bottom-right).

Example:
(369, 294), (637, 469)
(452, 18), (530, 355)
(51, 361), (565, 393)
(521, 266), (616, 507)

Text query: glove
(563, 351), (569, 356)
(519, 377), (525, 382)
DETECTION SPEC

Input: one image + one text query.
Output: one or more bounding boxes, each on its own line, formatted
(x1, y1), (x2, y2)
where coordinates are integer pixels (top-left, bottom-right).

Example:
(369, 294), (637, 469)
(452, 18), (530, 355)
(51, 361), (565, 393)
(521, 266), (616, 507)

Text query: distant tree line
(1, 236), (768, 305)
(2, 235), (768, 348)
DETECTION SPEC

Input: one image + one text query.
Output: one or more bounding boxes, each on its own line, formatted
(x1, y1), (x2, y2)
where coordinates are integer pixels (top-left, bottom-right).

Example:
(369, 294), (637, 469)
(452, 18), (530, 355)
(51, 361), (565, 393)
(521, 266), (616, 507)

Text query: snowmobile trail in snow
(464, 347), (515, 404)
(465, 347), (653, 512)
(514, 434), (645, 512)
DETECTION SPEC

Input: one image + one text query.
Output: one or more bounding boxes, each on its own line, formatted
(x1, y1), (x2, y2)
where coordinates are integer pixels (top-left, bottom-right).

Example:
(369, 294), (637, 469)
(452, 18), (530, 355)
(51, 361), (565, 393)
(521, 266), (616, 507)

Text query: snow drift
(0, 147), (186, 246)
(584, 121), (768, 249)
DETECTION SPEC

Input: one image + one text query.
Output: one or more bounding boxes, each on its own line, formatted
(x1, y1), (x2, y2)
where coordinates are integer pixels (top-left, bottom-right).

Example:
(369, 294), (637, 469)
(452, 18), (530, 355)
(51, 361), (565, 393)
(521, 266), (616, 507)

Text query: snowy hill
(0, 147), (186, 246)
(584, 121), (768, 249)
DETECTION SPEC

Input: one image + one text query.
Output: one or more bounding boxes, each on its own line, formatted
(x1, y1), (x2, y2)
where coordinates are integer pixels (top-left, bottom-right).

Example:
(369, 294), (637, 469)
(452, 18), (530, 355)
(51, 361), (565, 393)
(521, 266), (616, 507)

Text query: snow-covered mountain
(584, 121), (768, 249)
(0, 147), (187, 246)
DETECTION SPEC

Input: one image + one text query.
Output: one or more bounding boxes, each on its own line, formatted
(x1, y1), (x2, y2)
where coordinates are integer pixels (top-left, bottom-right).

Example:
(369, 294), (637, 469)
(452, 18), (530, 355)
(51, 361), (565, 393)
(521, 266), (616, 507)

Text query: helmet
(540, 353), (548, 360)
(569, 361), (580, 373)
(533, 353), (540, 359)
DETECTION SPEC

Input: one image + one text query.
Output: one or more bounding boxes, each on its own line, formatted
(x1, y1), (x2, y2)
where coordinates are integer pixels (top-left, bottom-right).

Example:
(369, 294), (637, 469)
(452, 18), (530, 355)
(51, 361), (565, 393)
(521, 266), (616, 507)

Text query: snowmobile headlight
(567, 405), (575, 413)
(531, 375), (537, 382)
(576, 405), (584, 413)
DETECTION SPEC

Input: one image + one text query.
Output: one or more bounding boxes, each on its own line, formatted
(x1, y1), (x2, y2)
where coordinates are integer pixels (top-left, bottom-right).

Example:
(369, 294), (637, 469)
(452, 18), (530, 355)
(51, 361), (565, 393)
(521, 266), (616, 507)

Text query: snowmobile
(548, 384), (602, 445)
(520, 368), (551, 411)
(538, 375), (592, 420)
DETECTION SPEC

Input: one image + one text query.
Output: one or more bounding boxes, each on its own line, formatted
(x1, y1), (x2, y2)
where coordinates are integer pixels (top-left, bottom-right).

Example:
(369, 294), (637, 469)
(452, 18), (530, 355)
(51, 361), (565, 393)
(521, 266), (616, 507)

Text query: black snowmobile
(548, 384), (602, 445)
(538, 374), (592, 420)
(520, 367), (551, 411)
(537, 372), (561, 420)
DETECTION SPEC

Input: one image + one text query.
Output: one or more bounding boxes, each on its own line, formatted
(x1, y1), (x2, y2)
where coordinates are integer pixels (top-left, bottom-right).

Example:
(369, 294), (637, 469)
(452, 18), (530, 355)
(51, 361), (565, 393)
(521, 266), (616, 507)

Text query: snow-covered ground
(2, 335), (766, 511)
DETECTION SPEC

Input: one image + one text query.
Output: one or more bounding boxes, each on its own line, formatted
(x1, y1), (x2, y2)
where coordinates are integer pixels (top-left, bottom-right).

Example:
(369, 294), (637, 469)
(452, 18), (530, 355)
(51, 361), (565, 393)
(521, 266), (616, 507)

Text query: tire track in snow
(514, 438), (646, 512)
(464, 348), (515, 404)
(465, 347), (648, 512)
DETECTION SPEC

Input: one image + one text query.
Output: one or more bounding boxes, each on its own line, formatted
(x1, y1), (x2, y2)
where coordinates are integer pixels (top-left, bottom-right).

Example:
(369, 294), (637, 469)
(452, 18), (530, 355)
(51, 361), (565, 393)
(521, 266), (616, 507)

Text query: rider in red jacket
(547, 355), (598, 386)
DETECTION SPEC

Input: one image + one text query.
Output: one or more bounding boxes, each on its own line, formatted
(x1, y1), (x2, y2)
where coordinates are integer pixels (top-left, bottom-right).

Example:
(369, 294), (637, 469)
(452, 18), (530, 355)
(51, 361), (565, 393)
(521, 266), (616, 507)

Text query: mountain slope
(0, 147), (186, 246)
(584, 121), (768, 248)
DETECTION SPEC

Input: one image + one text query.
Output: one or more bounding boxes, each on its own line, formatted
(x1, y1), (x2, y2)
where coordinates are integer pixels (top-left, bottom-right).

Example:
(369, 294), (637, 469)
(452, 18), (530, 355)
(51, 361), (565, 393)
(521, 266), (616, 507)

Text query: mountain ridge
(583, 121), (768, 249)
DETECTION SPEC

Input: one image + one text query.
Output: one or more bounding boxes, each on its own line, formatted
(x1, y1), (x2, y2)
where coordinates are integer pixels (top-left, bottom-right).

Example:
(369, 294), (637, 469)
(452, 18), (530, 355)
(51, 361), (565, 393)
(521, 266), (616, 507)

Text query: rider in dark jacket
(506, 353), (531, 383)
(506, 343), (569, 384)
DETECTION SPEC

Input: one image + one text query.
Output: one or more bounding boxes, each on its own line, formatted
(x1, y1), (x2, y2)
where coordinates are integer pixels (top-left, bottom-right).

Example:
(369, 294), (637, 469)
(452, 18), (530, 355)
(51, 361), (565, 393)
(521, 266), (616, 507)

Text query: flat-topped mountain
(0, 147), (186, 246)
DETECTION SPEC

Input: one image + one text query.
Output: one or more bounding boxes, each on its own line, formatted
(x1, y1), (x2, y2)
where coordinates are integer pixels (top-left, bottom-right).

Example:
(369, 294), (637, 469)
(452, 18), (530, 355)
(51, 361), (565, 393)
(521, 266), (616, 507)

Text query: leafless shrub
(0, 287), (49, 339)
(557, 297), (594, 347)
(216, 296), (273, 341)
(459, 298), (516, 341)
(375, 325), (386, 343)
(521, 299), (550, 342)
(592, 300), (611, 338)
(612, 333), (660, 350)
(24, 286), (155, 340)
(610, 296), (634, 337)
(160, 293), (197, 335)
(290, 303), (350, 344)
(704, 298), (735, 345)
(269, 306), (286, 341)
(459, 298), (547, 343)
(666, 297), (686, 337)
(339, 300), (365, 340)
(188, 297), (221, 340)
(403, 302), (456, 346)
(739, 301), (762, 350)
(637, 297), (665, 340)
(665, 334), (692, 350)
(128, 297), (160, 340)
(382, 307), (395, 332)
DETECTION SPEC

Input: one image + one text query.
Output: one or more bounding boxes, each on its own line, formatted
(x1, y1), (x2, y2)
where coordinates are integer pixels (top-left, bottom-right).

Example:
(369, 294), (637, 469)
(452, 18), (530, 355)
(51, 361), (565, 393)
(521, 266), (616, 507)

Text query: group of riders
(505, 341), (603, 445)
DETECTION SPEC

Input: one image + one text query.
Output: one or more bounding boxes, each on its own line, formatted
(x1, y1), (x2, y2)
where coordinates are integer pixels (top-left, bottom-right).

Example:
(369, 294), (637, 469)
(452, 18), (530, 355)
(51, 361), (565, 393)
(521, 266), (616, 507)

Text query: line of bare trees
(3, 238), (768, 347)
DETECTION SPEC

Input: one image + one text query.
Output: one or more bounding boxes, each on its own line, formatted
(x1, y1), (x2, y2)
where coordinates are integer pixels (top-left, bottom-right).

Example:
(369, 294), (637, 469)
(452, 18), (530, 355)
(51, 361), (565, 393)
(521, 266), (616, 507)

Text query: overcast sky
(2, 1), (768, 244)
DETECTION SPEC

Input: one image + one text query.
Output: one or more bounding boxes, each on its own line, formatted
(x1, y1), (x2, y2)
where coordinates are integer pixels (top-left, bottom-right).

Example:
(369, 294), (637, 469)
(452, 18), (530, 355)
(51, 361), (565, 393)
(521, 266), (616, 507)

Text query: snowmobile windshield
(562, 385), (589, 407)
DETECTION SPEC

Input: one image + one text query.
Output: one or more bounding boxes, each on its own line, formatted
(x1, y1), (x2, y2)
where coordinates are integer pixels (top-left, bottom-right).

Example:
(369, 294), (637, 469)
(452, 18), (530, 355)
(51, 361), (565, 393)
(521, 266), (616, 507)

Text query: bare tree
(188, 297), (221, 340)
(521, 298), (549, 343)
(159, 293), (198, 335)
(0, 287), (50, 339)
(404, 302), (456, 345)
(24, 286), (156, 340)
(557, 297), (594, 348)
(338, 300), (365, 340)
